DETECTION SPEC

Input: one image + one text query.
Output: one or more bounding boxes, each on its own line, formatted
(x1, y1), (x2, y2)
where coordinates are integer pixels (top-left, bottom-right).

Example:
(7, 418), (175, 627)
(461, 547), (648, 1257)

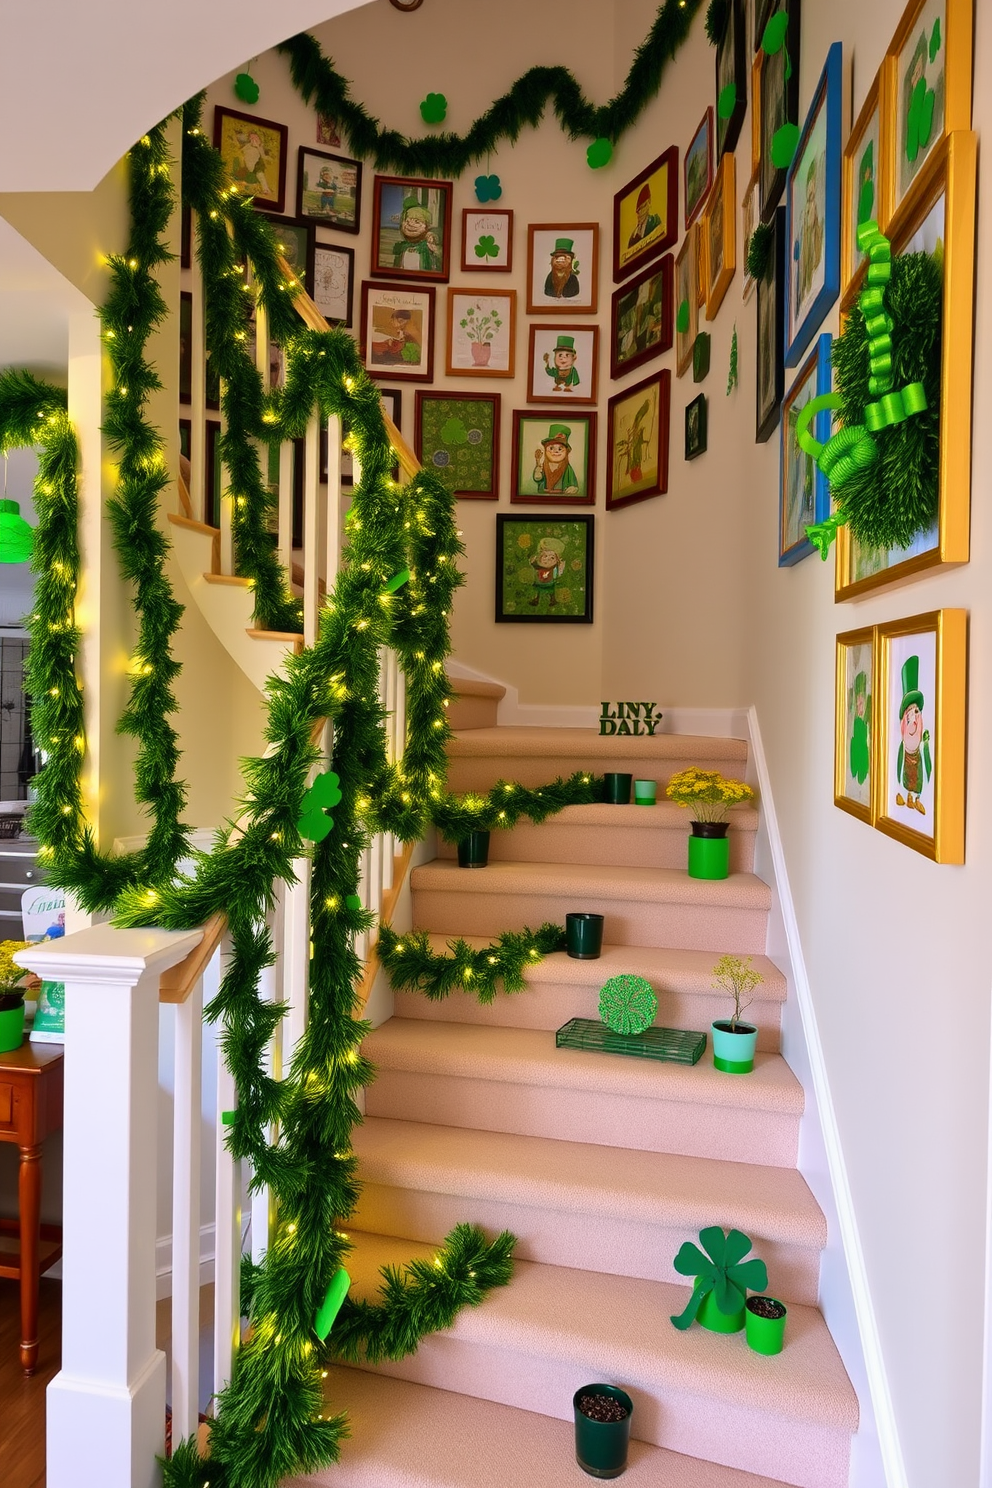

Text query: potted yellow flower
(0, 939), (31, 1053)
(665, 767), (754, 879)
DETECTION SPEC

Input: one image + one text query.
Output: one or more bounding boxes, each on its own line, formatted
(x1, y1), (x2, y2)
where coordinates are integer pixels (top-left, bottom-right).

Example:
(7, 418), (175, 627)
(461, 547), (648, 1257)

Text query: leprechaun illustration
(849, 669), (869, 786)
(544, 238), (581, 298)
(392, 196), (442, 273)
(543, 334), (580, 391)
(895, 654), (932, 814)
(528, 535), (566, 608)
(532, 424), (579, 496)
(627, 183), (662, 248)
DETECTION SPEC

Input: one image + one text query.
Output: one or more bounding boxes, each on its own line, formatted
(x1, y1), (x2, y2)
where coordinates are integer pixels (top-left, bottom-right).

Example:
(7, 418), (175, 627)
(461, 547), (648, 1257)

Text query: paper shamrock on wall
(474, 234), (501, 261)
(587, 138), (613, 169)
(474, 174), (502, 202)
(420, 93), (448, 124)
(297, 771), (343, 843)
(670, 1226), (768, 1330)
(234, 71), (259, 104)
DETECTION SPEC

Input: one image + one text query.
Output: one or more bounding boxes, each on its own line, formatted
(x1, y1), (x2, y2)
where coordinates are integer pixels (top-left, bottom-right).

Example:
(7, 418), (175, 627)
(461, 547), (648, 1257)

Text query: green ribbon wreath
(796, 220), (928, 557)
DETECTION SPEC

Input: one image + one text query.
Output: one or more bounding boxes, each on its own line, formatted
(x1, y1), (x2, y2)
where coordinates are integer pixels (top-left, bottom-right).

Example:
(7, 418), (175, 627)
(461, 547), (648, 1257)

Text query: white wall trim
(980, 997), (992, 1485)
(156, 1222), (216, 1301)
(747, 705), (906, 1488)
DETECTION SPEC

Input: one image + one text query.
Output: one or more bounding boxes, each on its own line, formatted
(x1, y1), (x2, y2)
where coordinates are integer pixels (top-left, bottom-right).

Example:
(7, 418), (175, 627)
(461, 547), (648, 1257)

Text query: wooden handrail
(355, 840), (417, 1010)
(159, 912), (226, 1004)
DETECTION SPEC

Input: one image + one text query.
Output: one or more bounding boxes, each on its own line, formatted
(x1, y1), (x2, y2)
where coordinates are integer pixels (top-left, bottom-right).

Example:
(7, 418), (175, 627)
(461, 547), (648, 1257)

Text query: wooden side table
(0, 1042), (64, 1373)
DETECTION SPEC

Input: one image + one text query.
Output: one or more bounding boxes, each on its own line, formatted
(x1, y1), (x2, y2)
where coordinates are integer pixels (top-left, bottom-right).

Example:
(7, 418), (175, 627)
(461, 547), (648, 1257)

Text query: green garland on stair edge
(378, 922), (566, 1003)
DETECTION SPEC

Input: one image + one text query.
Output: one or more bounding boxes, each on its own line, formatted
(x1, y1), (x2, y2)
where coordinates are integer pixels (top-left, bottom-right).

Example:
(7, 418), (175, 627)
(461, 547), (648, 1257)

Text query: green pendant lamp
(0, 499), (33, 564)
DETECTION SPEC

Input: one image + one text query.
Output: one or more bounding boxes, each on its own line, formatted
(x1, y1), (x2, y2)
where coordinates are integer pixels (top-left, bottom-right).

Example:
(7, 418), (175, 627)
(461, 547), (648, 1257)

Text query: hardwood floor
(0, 1276), (61, 1488)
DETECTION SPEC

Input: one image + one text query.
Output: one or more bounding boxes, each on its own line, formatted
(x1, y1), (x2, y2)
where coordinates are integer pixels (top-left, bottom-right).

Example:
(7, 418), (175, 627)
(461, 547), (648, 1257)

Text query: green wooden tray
(555, 1017), (707, 1065)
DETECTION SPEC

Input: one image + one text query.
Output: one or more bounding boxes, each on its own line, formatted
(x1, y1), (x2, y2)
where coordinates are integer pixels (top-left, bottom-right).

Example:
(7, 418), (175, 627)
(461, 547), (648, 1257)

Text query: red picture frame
(606, 369), (671, 510)
(609, 254), (674, 380)
(612, 146), (679, 282)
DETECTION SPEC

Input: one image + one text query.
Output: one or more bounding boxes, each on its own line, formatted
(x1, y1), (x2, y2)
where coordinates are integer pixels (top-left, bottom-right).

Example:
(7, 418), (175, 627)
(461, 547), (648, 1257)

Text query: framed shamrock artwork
(495, 514), (594, 623)
(841, 68), (888, 304)
(884, 0), (972, 217)
(461, 209), (514, 272)
(834, 626), (875, 824)
(414, 391), (500, 500)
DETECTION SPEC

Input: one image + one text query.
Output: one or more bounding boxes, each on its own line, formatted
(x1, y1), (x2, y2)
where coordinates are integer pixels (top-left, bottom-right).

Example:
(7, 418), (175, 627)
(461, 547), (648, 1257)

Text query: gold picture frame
(835, 130), (976, 601)
(873, 608), (967, 862)
(840, 68), (890, 306)
(883, 0), (972, 218)
(674, 225), (699, 378)
(835, 627), (876, 824)
(701, 153), (736, 321)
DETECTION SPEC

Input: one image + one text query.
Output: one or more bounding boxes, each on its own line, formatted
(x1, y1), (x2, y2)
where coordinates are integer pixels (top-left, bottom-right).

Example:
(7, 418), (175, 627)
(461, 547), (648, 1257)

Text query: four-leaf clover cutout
(420, 93), (447, 124)
(475, 174), (502, 202)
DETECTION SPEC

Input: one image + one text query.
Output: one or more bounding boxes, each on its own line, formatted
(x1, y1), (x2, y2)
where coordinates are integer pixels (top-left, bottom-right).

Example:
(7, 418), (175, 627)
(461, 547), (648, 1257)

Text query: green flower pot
(457, 830), (490, 868)
(574, 1384), (633, 1478)
(603, 773), (632, 804)
(0, 1001), (26, 1053)
(633, 779), (657, 805)
(745, 1295), (787, 1354)
(711, 1019), (758, 1074)
(566, 912), (604, 959)
(696, 1282), (745, 1333)
(687, 821), (729, 879)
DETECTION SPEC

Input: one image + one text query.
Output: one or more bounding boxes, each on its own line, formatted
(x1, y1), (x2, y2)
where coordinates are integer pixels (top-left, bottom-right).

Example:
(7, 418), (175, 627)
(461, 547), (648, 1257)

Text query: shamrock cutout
(669, 1227), (768, 1331)
(717, 82), (737, 120)
(420, 93), (447, 124)
(587, 137), (613, 169)
(474, 174), (502, 203)
(474, 234), (501, 261)
(676, 298), (691, 335)
(440, 416), (468, 446)
(906, 75), (935, 163)
(929, 17), (941, 62)
(297, 771), (343, 843)
(234, 72), (259, 104)
(770, 122), (800, 170)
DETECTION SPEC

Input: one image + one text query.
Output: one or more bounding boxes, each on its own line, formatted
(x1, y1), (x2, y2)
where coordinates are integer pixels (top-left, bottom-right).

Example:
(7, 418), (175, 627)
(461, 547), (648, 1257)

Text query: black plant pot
(603, 773), (633, 804)
(566, 912), (604, 959)
(574, 1384), (633, 1478)
(457, 830), (490, 868)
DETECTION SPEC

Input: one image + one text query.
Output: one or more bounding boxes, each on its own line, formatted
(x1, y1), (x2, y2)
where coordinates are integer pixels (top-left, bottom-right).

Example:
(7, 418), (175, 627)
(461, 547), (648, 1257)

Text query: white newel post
(16, 923), (206, 1488)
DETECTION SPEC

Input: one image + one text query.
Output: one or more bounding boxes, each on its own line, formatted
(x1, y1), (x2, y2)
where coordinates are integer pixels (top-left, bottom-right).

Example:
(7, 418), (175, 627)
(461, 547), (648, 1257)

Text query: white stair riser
(352, 1182), (821, 1304)
(437, 823), (756, 873)
(413, 888), (769, 953)
(392, 987), (782, 1051)
(365, 1069), (799, 1167)
(347, 1345), (851, 1488)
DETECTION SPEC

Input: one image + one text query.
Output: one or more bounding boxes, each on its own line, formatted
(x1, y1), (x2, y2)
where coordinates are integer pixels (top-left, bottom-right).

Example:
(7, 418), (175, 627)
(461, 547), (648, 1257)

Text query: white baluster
(218, 406), (234, 576)
(210, 935), (241, 1403)
(278, 440), (294, 583)
(171, 970), (203, 1443)
(190, 223), (206, 525)
(324, 412), (343, 588)
(303, 410), (321, 646)
(15, 924), (205, 1488)
(250, 927), (279, 1266)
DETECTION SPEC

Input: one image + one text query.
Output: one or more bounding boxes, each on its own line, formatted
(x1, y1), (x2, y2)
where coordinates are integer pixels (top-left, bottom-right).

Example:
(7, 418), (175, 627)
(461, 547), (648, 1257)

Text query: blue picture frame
(779, 332), (831, 566)
(784, 41), (842, 368)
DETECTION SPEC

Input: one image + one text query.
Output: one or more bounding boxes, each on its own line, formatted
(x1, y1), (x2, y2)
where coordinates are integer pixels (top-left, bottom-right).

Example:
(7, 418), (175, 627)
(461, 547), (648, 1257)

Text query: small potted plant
(745, 1294), (788, 1354)
(0, 939), (31, 1053)
(573, 1382), (633, 1478)
(670, 1225), (767, 1334)
(710, 953), (762, 1073)
(665, 767), (754, 879)
(459, 302), (503, 367)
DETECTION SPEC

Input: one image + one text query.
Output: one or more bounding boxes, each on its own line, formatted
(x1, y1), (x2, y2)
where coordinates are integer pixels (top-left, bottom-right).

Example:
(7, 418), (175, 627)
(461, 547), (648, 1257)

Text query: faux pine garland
(377, 922), (566, 1003)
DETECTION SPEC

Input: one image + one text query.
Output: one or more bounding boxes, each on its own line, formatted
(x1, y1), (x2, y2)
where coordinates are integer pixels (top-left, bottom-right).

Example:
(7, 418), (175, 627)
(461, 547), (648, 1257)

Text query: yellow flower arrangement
(0, 939), (30, 1001)
(712, 953), (764, 1030)
(665, 768), (754, 823)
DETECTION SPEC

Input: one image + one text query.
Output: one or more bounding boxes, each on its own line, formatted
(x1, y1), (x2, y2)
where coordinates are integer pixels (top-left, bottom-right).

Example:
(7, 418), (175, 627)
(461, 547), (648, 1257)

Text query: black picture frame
(296, 147), (363, 234)
(685, 393), (708, 460)
(756, 206), (786, 443)
(495, 514), (595, 623)
(716, 0), (747, 159)
(758, 0), (802, 221)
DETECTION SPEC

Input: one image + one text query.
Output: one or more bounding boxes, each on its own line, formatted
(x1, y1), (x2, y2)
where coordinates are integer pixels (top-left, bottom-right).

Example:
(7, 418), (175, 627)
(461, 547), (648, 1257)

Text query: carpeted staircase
(294, 679), (859, 1488)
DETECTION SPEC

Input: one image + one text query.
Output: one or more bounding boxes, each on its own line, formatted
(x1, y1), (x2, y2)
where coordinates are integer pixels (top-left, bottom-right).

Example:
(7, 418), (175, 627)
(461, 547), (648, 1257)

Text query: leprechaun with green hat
(392, 195), (442, 272)
(543, 334), (581, 391)
(528, 534), (566, 607)
(896, 654), (932, 814)
(849, 669), (869, 786)
(544, 237), (581, 298)
(532, 424), (579, 495)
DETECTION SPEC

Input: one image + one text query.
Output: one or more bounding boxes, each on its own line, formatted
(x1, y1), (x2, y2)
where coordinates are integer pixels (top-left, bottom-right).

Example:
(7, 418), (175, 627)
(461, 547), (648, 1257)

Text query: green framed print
(841, 69), (888, 304)
(511, 412), (596, 506)
(214, 107), (288, 213)
(295, 147), (363, 232)
(415, 391), (500, 500)
(495, 514), (594, 623)
(684, 393), (707, 460)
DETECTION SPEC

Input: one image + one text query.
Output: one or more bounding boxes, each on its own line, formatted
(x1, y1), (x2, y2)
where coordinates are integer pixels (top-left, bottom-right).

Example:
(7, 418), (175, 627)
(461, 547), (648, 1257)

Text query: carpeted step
(362, 1020), (802, 1166)
(350, 1117), (824, 1300)
(286, 1365), (802, 1488)
(392, 941), (785, 1051)
(340, 1234), (858, 1488)
(436, 801), (759, 872)
(446, 678), (506, 731)
(446, 727), (748, 793)
(412, 860), (771, 953)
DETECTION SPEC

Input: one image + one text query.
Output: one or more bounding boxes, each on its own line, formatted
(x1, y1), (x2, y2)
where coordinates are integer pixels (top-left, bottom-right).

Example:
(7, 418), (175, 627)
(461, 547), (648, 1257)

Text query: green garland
(278, 0), (703, 175)
(378, 922), (566, 1003)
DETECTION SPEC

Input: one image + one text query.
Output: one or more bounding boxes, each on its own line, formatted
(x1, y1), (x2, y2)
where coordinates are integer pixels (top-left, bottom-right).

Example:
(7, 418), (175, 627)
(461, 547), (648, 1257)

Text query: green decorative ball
(599, 974), (657, 1036)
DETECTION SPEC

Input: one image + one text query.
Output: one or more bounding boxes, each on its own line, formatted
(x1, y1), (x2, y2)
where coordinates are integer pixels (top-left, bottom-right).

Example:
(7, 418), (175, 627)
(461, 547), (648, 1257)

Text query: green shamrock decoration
(474, 174), (502, 202)
(345, 895), (362, 912)
(297, 771), (343, 843)
(314, 1266), (351, 1341)
(234, 71), (259, 104)
(676, 298), (691, 335)
(598, 975), (657, 1035)
(440, 416), (468, 446)
(474, 234), (500, 261)
(717, 82), (737, 120)
(669, 1227), (768, 1331)
(420, 92), (447, 124)
(587, 137), (613, 169)
(906, 75), (935, 163)
(929, 17), (941, 62)
(770, 121), (800, 170)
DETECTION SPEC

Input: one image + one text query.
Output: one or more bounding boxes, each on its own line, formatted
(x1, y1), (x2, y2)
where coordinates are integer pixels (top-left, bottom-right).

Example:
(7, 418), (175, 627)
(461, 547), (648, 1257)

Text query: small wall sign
(599, 702), (663, 736)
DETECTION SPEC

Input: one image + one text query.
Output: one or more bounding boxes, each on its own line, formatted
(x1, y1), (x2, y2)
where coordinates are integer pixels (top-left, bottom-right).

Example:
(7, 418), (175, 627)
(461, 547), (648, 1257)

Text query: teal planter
(603, 773), (632, 804)
(574, 1384), (633, 1478)
(687, 821), (729, 878)
(457, 830), (490, 868)
(711, 1019), (758, 1074)
(745, 1296), (787, 1355)
(566, 912), (604, 959)
(633, 779), (657, 804)
(0, 1001), (25, 1053)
